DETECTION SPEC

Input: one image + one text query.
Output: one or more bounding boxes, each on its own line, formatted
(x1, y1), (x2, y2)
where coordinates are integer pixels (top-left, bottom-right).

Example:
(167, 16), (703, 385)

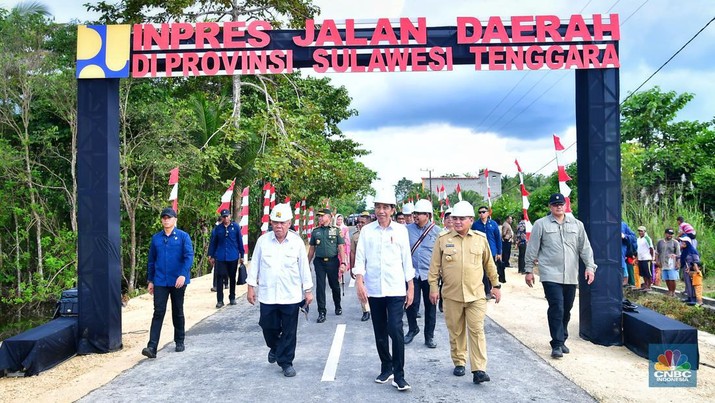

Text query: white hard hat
(451, 201), (475, 217)
(414, 199), (432, 214)
(269, 203), (293, 222)
(373, 189), (397, 205)
(444, 208), (453, 216)
(401, 202), (415, 214)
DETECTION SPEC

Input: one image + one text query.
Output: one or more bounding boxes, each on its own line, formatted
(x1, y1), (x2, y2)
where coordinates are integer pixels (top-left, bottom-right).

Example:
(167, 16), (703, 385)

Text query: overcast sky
(4, 0), (714, 192)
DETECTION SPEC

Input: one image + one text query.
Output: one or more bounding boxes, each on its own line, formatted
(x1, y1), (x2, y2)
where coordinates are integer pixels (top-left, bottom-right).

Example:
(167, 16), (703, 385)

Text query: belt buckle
(323, 257), (329, 262)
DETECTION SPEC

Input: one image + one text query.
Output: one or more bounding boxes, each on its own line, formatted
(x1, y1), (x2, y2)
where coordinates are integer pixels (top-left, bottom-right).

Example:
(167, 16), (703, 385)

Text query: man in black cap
(208, 208), (245, 308)
(142, 207), (194, 358)
(524, 193), (597, 359)
(308, 208), (347, 323)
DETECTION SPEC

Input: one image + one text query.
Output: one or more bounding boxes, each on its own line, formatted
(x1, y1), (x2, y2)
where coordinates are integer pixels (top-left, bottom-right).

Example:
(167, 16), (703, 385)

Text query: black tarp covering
(0, 317), (78, 376)
(76, 79), (123, 354)
(623, 306), (699, 369)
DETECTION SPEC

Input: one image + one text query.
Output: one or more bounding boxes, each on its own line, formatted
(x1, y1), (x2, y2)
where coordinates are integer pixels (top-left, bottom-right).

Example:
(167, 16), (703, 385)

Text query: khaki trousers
(443, 298), (488, 371)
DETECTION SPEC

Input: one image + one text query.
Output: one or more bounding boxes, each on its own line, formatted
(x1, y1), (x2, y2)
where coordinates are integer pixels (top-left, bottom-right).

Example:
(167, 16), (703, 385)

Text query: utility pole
(420, 168), (434, 201)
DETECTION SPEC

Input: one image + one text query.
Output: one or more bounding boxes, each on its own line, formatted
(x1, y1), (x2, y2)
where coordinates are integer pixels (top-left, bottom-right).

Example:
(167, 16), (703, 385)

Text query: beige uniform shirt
(429, 229), (498, 302)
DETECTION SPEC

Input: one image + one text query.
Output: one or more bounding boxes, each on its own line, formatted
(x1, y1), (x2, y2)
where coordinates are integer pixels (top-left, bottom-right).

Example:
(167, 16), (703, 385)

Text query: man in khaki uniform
(429, 201), (501, 385)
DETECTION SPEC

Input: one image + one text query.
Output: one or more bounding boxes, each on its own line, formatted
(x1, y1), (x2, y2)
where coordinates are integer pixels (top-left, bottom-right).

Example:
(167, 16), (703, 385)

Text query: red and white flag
(484, 168), (492, 211)
(293, 201), (301, 233)
(168, 167), (179, 211)
(269, 184), (276, 210)
(301, 199), (307, 235)
(306, 208), (314, 241)
(553, 134), (573, 215)
(261, 182), (271, 235)
(216, 179), (235, 215)
(515, 159), (533, 241)
(238, 186), (249, 254)
(456, 183), (463, 201)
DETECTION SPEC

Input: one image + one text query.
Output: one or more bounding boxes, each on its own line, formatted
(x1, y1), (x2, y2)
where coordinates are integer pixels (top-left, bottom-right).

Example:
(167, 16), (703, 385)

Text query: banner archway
(76, 14), (622, 352)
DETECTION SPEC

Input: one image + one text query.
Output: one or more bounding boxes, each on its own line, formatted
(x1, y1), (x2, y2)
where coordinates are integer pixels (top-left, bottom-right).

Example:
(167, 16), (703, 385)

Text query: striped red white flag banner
(514, 159), (533, 241)
(216, 179), (235, 215)
(484, 168), (492, 211)
(293, 201), (301, 233)
(239, 186), (249, 255)
(168, 167), (179, 211)
(261, 182), (271, 235)
(307, 208), (314, 241)
(553, 134), (573, 215)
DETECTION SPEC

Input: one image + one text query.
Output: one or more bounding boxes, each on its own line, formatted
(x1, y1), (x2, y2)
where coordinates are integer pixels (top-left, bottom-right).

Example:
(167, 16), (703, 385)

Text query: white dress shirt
(247, 230), (313, 304)
(353, 221), (415, 297)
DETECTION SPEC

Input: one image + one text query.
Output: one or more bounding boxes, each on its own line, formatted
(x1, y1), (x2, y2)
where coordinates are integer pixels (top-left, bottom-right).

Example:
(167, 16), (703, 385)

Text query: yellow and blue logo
(76, 25), (130, 78)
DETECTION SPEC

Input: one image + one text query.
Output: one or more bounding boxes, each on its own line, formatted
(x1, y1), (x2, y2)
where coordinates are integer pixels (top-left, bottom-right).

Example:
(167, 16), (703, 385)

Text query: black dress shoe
(416, 312), (422, 318)
(216, 301), (224, 308)
(175, 343), (185, 352)
(210, 287), (216, 292)
(317, 313), (326, 323)
(141, 347), (157, 358)
(551, 346), (563, 358)
(404, 328), (419, 344)
(473, 370), (491, 384)
(561, 344), (570, 354)
(282, 365), (297, 377)
(229, 299), (237, 305)
(268, 349), (276, 363)
(425, 338), (437, 348)
(361, 312), (371, 321)
(335, 307), (342, 316)
(453, 365), (466, 376)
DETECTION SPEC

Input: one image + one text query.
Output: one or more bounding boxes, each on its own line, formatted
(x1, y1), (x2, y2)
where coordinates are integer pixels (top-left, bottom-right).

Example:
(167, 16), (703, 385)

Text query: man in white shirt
(354, 189), (415, 392)
(247, 203), (313, 378)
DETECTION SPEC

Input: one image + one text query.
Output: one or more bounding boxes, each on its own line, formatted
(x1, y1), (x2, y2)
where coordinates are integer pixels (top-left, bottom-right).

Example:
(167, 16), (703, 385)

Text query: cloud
(347, 123), (577, 190)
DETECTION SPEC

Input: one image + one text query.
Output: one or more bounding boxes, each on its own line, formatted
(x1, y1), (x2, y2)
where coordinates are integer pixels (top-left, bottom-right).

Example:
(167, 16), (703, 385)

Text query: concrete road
(82, 277), (594, 402)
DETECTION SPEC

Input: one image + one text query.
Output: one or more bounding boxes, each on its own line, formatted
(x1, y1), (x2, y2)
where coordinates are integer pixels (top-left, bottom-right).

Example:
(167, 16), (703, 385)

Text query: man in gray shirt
(524, 193), (597, 359)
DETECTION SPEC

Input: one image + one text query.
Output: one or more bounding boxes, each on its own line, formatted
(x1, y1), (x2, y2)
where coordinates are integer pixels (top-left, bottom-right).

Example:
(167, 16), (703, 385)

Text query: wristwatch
(493, 284), (502, 289)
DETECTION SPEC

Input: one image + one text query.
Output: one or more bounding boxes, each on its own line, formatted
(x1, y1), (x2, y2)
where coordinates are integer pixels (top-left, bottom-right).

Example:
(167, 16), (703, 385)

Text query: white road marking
(321, 324), (347, 382)
(349, 277), (356, 288)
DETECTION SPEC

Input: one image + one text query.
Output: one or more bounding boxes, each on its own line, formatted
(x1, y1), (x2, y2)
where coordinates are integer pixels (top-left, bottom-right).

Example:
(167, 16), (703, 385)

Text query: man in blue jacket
(208, 209), (245, 308)
(471, 206), (502, 296)
(142, 207), (194, 358)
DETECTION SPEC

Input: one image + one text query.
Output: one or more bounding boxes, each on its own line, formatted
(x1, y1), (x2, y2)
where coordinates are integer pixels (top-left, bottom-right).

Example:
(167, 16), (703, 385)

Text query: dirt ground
(1, 268), (714, 402)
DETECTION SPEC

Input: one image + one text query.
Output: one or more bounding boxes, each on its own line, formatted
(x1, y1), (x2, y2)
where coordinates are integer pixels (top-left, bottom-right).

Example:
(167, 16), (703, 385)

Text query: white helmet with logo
(373, 188), (397, 206)
(451, 201), (475, 217)
(269, 203), (293, 222)
(401, 202), (415, 214)
(414, 199), (432, 214)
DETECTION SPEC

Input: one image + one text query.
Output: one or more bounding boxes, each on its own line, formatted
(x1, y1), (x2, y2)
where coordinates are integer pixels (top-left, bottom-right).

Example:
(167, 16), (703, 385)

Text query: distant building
(422, 171), (502, 201)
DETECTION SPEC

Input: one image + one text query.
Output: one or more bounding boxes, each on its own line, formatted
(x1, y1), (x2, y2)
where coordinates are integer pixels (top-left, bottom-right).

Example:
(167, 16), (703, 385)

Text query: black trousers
(215, 259), (238, 303)
(368, 296), (406, 381)
(148, 285), (186, 349)
(314, 256), (341, 314)
(518, 243), (527, 273)
(406, 278), (436, 340)
(502, 241), (512, 267)
(259, 302), (300, 369)
(542, 281), (577, 348)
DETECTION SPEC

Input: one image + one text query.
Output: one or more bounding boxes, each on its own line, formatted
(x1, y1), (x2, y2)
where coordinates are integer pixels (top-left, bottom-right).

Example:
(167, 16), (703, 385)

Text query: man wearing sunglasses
(471, 206), (503, 295)
(208, 208), (245, 308)
(524, 193), (597, 359)
(405, 199), (441, 348)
